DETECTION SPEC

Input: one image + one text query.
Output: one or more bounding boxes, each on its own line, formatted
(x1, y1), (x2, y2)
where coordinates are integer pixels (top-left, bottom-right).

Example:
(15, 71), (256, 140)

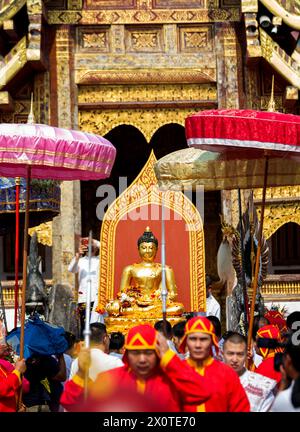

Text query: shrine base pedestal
(105, 316), (185, 334)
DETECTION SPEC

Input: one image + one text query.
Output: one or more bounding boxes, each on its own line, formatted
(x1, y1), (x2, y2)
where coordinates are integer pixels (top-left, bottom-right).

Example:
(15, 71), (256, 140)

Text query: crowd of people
(1, 234), (299, 412)
(1, 309), (300, 412)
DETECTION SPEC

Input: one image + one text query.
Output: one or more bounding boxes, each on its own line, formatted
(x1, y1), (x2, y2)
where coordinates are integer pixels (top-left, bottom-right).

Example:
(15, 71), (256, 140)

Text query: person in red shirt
(255, 324), (283, 383)
(171, 316), (250, 412)
(0, 343), (28, 412)
(60, 324), (212, 411)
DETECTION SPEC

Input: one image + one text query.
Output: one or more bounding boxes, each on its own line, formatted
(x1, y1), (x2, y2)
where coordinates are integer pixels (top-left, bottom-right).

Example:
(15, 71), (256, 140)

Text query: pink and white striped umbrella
(0, 121), (116, 364)
(0, 123), (116, 180)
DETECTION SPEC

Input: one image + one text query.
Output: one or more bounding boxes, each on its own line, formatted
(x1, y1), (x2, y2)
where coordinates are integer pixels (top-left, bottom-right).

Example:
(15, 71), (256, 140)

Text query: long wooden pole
(14, 177), (20, 328)
(247, 157), (269, 351)
(19, 166), (31, 360)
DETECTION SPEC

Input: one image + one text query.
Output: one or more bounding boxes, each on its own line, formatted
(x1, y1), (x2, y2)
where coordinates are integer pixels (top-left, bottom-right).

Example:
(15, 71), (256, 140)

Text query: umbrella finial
(267, 75), (276, 112)
(27, 93), (36, 124)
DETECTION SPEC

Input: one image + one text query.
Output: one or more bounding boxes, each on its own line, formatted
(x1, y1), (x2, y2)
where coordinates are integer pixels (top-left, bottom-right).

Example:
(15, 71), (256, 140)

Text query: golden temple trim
(260, 0), (300, 30)
(0, 0), (26, 25)
(47, 8), (240, 25)
(97, 151), (206, 313)
(76, 69), (216, 85)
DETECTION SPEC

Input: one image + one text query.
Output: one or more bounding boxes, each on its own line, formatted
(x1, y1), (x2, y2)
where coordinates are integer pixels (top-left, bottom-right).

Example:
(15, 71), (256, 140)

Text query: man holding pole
(68, 236), (100, 333)
(0, 343), (27, 412)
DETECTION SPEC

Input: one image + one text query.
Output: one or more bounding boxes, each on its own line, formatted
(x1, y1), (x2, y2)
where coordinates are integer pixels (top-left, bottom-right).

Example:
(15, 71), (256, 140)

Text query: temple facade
(0, 0), (299, 329)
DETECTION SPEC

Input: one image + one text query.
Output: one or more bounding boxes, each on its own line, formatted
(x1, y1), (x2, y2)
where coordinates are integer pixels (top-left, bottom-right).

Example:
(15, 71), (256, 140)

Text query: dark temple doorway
(81, 125), (150, 238)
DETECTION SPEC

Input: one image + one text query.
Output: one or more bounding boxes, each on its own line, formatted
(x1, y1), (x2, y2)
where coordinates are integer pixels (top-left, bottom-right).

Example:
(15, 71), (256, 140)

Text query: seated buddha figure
(106, 227), (184, 318)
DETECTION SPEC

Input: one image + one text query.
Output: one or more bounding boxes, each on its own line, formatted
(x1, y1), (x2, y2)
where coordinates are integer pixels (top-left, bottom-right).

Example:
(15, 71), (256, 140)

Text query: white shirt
(240, 369), (277, 412)
(271, 381), (300, 412)
(253, 351), (263, 368)
(69, 348), (123, 381)
(206, 294), (221, 320)
(68, 255), (99, 303)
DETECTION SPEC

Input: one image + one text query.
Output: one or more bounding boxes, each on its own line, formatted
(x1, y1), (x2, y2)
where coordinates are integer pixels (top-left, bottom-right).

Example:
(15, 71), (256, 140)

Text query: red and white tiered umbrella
(185, 106), (300, 347)
(0, 120), (116, 360)
(186, 108), (300, 160)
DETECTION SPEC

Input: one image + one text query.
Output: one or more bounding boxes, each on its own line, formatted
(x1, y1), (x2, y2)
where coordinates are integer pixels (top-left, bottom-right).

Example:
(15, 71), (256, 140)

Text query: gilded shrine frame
(96, 151), (206, 313)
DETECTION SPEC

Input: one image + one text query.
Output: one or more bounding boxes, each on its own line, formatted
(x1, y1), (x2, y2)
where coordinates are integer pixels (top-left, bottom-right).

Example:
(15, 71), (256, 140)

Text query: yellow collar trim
(136, 378), (146, 394)
(187, 356), (214, 376)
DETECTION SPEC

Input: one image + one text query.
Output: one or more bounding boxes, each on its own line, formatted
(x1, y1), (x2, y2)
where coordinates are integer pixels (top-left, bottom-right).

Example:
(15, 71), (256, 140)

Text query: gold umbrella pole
(247, 76), (274, 352)
(247, 157), (269, 351)
(249, 191), (255, 282)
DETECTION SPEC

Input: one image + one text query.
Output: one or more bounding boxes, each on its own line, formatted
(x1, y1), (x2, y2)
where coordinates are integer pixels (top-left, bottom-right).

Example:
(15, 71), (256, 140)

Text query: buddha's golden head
(137, 227), (158, 262)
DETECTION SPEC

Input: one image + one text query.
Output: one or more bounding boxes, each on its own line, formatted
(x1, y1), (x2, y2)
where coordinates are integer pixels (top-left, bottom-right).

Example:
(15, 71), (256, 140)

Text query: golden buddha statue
(106, 227), (184, 318)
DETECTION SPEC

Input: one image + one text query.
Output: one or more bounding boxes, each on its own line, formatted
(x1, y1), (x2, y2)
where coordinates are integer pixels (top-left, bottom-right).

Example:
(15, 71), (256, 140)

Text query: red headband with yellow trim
(179, 316), (219, 354)
(256, 324), (282, 358)
(124, 324), (157, 351)
(264, 310), (287, 333)
(122, 324), (158, 366)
